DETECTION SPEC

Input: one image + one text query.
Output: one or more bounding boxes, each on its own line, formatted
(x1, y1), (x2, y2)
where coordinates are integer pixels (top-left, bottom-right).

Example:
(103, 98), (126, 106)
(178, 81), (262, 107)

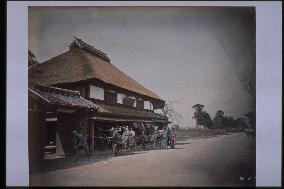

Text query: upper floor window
(105, 90), (117, 105)
(150, 102), (154, 110)
(89, 85), (104, 100)
(137, 99), (144, 110)
(144, 101), (151, 110)
(117, 93), (127, 104)
(123, 96), (136, 107)
(133, 98), (137, 107)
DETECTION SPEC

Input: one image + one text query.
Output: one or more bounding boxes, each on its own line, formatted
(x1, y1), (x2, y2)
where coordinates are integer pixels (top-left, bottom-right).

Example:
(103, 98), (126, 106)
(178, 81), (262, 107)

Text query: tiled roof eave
(50, 102), (98, 111)
(91, 116), (169, 123)
(96, 110), (167, 121)
(30, 85), (99, 111)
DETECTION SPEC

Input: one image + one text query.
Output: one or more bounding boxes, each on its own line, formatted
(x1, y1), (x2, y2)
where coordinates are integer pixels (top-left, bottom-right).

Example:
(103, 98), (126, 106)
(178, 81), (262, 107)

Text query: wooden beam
(89, 120), (94, 154)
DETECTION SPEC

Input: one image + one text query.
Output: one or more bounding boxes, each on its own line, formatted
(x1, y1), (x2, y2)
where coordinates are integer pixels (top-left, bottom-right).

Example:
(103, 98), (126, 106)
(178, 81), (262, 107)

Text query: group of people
(134, 126), (177, 150)
(161, 126), (177, 149)
(72, 125), (177, 161)
(111, 126), (136, 148)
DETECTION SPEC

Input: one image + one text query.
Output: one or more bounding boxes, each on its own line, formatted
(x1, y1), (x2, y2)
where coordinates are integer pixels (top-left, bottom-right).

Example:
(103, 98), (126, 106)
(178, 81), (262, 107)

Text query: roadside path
(30, 133), (255, 186)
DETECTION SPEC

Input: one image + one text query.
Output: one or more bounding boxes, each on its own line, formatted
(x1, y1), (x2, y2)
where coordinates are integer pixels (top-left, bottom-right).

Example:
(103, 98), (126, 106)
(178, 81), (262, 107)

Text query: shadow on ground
(31, 147), (169, 174)
(175, 142), (191, 145)
(30, 151), (114, 174)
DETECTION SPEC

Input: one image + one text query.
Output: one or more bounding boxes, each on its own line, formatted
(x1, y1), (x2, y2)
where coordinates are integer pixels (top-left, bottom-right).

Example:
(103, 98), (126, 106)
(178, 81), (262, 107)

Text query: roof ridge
(69, 36), (111, 63)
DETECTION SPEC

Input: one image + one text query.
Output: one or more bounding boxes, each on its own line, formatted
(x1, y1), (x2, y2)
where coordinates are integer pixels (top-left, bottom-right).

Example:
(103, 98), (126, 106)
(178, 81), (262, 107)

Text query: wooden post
(89, 120), (94, 155)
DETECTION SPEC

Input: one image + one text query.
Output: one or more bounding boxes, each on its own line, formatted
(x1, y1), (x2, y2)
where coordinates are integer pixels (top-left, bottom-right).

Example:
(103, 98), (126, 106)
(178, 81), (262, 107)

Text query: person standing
(112, 127), (119, 138)
(111, 127), (121, 156)
(170, 128), (177, 149)
(73, 130), (90, 162)
(110, 127), (115, 137)
(139, 130), (147, 149)
(129, 127), (135, 137)
(153, 128), (159, 146)
(122, 126), (130, 148)
(161, 126), (168, 149)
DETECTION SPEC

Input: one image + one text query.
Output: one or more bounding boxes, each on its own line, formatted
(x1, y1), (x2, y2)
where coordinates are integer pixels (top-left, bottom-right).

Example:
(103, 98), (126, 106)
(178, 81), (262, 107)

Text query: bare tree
(161, 101), (182, 123)
(240, 71), (256, 133)
(240, 71), (256, 100)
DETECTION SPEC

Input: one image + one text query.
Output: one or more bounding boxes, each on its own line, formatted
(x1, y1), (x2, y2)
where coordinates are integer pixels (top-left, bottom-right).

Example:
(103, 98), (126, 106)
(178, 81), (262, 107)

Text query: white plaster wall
(117, 93), (126, 104)
(89, 85), (104, 100)
(144, 101), (151, 110)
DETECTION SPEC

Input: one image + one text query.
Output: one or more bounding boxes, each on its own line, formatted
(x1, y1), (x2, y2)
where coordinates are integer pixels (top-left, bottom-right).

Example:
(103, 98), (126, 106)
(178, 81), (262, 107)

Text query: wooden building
(29, 37), (168, 159)
(28, 84), (98, 171)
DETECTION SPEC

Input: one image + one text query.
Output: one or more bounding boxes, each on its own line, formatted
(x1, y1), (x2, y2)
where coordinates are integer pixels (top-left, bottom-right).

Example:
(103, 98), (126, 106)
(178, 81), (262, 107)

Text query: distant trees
(213, 110), (241, 130)
(223, 116), (238, 129)
(28, 50), (39, 68)
(190, 103), (254, 135)
(211, 109), (252, 133)
(192, 104), (213, 129)
(236, 117), (248, 130)
(213, 110), (225, 129)
(201, 111), (213, 129)
(245, 111), (256, 131)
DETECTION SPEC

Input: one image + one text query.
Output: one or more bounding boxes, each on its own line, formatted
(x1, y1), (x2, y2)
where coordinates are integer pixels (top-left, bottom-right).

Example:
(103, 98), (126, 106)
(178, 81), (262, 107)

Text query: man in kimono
(73, 130), (90, 162)
(140, 130), (148, 149)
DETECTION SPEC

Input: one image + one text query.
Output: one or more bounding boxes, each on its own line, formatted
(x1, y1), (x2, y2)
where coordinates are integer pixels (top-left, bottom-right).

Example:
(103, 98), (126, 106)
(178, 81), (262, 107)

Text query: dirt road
(30, 133), (255, 186)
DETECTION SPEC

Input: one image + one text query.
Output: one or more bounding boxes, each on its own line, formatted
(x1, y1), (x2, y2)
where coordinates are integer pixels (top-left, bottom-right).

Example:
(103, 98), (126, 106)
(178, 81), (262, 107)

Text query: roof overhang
(90, 116), (168, 123)
(29, 86), (99, 114)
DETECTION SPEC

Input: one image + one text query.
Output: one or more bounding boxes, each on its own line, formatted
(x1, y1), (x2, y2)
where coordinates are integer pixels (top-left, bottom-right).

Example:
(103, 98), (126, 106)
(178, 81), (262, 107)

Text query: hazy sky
(29, 6), (255, 127)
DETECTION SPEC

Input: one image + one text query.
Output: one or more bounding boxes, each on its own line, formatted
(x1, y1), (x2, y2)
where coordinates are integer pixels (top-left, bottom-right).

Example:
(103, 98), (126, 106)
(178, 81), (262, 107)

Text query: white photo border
(6, 1), (282, 186)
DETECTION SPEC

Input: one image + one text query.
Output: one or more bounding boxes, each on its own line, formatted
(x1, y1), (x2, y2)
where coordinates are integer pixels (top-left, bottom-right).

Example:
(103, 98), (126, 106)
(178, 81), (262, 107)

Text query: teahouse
(29, 37), (168, 160)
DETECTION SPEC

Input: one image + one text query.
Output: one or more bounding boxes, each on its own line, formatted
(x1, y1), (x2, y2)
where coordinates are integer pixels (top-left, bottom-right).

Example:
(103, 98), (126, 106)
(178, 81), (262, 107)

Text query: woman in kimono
(122, 126), (130, 148)
(161, 126), (168, 149)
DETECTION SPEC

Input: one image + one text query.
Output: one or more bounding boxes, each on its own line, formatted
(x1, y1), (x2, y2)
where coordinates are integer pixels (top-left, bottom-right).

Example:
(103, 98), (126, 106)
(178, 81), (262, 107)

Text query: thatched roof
(29, 38), (163, 101)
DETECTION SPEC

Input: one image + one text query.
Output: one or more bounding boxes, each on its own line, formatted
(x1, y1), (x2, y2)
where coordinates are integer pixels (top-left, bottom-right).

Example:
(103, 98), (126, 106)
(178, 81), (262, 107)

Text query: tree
(236, 117), (248, 131)
(223, 116), (238, 129)
(240, 71), (256, 102)
(201, 111), (213, 128)
(240, 71), (256, 132)
(245, 111), (255, 131)
(192, 104), (212, 129)
(28, 50), (39, 68)
(161, 101), (182, 123)
(192, 104), (204, 127)
(213, 110), (225, 129)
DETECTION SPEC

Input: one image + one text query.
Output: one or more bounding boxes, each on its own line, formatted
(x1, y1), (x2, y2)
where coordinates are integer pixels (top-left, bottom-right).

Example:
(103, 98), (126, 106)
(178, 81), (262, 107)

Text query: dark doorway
(45, 119), (57, 156)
